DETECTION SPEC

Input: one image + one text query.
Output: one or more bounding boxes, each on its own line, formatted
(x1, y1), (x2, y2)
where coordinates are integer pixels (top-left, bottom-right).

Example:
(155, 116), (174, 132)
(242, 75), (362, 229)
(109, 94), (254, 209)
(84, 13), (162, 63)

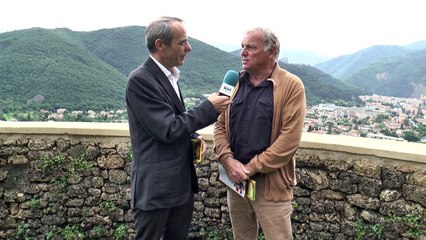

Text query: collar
(150, 55), (180, 81)
(240, 62), (278, 86)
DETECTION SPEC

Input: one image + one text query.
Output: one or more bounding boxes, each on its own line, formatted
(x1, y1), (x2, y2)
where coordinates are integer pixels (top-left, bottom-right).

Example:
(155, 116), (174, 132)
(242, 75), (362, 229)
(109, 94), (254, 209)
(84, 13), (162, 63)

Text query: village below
(305, 94), (426, 143)
(3, 94), (426, 143)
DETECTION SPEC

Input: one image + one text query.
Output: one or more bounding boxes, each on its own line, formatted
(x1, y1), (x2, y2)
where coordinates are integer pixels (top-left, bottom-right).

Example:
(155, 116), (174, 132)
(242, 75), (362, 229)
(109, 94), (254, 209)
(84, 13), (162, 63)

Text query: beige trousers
(227, 175), (293, 240)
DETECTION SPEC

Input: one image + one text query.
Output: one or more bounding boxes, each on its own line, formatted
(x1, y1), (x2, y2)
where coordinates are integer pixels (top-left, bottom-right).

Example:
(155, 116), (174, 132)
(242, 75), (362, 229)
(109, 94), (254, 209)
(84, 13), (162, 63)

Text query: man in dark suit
(125, 16), (231, 240)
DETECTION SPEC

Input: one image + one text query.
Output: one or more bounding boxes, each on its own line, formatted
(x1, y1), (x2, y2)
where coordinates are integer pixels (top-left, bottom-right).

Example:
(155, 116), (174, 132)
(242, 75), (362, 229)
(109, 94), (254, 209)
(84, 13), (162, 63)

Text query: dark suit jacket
(126, 57), (218, 211)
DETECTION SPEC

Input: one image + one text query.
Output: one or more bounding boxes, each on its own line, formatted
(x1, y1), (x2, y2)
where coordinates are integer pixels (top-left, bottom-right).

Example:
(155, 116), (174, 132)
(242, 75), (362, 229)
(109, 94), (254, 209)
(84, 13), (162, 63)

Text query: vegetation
(388, 213), (425, 238)
(40, 154), (65, 172)
(0, 28), (127, 111)
(280, 62), (365, 106)
(28, 197), (40, 209)
(113, 224), (129, 240)
(1, 26), (367, 116)
(15, 223), (29, 239)
(100, 200), (117, 211)
(355, 218), (384, 240)
(344, 48), (426, 98)
(315, 44), (426, 98)
(342, 212), (425, 240)
(315, 45), (410, 80)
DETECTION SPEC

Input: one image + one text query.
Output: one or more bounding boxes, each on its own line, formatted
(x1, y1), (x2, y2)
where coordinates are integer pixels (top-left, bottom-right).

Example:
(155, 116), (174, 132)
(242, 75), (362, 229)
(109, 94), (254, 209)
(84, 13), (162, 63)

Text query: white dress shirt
(150, 56), (181, 100)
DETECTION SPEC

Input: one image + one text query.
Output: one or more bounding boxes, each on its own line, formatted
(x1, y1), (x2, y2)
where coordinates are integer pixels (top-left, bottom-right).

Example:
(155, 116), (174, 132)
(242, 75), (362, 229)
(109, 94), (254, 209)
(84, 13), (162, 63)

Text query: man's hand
(222, 157), (248, 184)
(208, 93), (232, 113)
(242, 164), (255, 177)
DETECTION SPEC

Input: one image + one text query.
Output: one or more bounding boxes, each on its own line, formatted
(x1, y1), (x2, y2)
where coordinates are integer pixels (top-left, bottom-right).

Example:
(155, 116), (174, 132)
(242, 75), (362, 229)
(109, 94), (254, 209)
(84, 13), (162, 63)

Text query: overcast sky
(2, 0), (426, 58)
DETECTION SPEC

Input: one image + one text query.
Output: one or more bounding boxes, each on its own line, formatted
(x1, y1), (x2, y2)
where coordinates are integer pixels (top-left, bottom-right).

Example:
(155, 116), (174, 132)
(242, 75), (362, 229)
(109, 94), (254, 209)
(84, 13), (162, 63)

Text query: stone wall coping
(1, 121), (425, 164)
(0, 121), (129, 136)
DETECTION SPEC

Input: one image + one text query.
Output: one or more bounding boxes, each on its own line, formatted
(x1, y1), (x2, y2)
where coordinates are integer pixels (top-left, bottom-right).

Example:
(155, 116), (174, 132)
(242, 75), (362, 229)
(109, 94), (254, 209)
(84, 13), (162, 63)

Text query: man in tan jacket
(214, 27), (306, 240)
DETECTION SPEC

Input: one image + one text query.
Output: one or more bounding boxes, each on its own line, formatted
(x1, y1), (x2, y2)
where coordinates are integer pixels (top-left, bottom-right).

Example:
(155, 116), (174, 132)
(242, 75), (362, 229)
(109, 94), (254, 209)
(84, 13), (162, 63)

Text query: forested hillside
(0, 27), (364, 112)
(0, 28), (128, 110)
(76, 26), (243, 97)
(314, 43), (426, 98)
(314, 45), (409, 80)
(279, 62), (364, 106)
(345, 48), (426, 98)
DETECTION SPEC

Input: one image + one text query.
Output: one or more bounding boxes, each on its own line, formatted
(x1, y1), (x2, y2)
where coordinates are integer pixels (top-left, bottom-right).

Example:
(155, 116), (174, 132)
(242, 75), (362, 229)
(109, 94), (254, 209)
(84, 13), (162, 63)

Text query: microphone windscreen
(218, 70), (239, 97)
(223, 70), (239, 86)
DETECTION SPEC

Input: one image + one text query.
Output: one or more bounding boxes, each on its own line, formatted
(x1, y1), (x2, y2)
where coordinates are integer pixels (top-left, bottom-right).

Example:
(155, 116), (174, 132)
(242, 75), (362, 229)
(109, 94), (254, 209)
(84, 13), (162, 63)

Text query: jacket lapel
(146, 58), (186, 113)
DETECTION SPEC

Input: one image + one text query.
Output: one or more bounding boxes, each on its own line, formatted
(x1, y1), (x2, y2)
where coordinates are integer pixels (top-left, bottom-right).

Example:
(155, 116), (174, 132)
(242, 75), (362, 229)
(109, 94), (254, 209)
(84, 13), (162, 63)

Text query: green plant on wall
(15, 223), (29, 240)
(44, 153), (93, 188)
(355, 219), (367, 240)
(100, 200), (117, 211)
(388, 213), (425, 238)
(355, 218), (383, 240)
(52, 174), (69, 188)
(58, 225), (85, 240)
(28, 197), (40, 209)
(71, 153), (93, 172)
(40, 154), (65, 171)
(89, 225), (105, 238)
(291, 201), (300, 210)
(113, 224), (129, 240)
(370, 223), (384, 239)
(354, 212), (425, 240)
(199, 228), (222, 240)
(44, 229), (55, 240)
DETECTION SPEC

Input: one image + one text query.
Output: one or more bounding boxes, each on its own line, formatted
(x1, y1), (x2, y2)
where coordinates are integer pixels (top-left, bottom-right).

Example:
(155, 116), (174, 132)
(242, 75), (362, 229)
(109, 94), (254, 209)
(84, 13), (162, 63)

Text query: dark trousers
(133, 195), (194, 240)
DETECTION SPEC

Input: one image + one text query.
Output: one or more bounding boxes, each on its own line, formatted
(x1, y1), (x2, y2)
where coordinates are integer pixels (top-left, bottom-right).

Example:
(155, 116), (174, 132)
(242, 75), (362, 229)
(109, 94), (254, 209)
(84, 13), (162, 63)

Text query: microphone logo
(219, 83), (234, 97)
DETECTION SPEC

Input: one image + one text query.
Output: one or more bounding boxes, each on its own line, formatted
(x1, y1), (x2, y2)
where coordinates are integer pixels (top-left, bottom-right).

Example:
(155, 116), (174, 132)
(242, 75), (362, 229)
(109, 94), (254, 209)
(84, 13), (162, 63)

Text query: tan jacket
(213, 64), (306, 201)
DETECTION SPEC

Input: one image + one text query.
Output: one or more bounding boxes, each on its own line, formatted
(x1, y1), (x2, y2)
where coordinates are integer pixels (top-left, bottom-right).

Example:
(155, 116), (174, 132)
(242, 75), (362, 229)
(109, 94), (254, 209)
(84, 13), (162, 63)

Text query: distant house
(367, 133), (405, 142)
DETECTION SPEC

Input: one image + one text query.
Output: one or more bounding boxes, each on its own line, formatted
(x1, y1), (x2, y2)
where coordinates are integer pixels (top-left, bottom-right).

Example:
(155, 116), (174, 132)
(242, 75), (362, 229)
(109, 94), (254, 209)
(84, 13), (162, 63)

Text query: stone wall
(0, 123), (425, 239)
(0, 135), (135, 240)
(293, 149), (425, 240)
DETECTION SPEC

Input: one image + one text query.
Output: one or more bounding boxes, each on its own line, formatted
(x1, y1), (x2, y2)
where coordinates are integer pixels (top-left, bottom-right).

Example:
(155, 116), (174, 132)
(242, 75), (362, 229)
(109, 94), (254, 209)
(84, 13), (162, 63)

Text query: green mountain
(77, 26), (149, 76)
(314, 45), (410, 80)
(279, 62), (364, 106)
(345, 48), (426, 98)
(314, 42), (426, 98)
(0, 27), (363, 111)
(0, 27), (128, 110)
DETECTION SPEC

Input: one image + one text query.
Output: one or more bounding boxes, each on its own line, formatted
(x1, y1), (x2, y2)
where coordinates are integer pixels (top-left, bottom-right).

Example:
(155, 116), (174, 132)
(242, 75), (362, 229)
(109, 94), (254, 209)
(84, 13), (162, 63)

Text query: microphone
(218, 70), (239, 97)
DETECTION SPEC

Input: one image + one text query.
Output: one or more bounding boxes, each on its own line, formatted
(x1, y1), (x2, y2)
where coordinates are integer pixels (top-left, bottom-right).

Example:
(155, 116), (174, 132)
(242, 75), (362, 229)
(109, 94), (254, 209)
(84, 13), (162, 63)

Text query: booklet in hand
(218, 165), (256, 201)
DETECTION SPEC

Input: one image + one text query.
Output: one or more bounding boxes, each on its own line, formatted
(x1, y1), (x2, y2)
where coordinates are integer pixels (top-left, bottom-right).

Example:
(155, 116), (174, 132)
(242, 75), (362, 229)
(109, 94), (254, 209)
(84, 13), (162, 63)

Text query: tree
(402, 131), (420, 142)
(327, 122), (334, 134)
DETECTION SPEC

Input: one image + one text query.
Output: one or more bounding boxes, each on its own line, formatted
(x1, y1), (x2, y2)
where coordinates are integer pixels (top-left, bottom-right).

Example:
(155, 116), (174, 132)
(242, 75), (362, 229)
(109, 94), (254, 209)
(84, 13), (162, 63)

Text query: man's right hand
(222, 157), (248, 184)
(208, 93), (232, 113)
